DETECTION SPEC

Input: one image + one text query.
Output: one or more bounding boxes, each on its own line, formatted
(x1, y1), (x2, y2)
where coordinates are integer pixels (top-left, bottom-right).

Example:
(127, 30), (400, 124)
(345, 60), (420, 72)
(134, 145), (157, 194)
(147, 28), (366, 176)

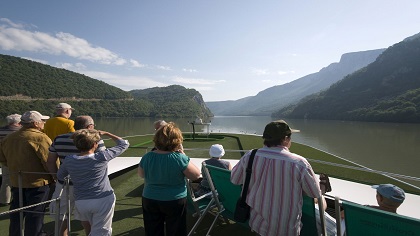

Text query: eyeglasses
(86, 124), (95, 128)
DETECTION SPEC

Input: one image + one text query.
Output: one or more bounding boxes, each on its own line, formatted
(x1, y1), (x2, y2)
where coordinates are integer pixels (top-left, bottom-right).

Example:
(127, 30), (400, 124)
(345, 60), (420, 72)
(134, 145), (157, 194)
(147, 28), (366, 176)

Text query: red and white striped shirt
(231, 146), (321, 236)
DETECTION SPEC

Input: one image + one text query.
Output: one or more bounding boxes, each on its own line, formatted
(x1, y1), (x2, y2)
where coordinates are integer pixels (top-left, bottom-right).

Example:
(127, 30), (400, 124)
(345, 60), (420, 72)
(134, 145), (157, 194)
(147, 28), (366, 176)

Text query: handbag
(234, 148), (258, 222)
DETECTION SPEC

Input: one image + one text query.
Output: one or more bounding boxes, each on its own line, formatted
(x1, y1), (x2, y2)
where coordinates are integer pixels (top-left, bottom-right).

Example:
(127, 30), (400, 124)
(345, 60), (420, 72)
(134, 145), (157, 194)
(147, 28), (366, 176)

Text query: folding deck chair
(204, 163), (244, 218)
(186, 179), (218, 236)
(341, 200), (420, 236)
(200, 163), (248, 235)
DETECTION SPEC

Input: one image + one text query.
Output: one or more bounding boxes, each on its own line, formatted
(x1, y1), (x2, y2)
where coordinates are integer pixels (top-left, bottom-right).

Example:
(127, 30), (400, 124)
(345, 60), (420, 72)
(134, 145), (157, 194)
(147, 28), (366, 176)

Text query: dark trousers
(9, 186), (50, 236)
(142, 197), (187, 236)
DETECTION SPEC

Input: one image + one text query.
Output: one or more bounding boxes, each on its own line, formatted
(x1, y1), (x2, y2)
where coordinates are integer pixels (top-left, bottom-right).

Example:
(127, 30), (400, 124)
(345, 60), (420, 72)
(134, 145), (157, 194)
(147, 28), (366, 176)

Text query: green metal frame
(343, 200), (420, 236)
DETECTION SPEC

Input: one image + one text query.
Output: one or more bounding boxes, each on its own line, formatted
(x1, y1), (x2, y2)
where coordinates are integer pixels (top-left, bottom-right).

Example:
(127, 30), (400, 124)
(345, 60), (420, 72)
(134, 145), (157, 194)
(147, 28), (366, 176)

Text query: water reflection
(94, 116), (420, 186)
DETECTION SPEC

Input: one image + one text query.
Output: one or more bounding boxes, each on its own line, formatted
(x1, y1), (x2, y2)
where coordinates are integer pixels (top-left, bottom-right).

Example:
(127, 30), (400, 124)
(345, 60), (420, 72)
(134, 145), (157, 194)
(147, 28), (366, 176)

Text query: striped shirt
(315, 204), (337, 236)
(57, 139), (129, 200)
(231, 146), (321, 236)
(49, 132), (106, 161)
(0, 125), (21, 141)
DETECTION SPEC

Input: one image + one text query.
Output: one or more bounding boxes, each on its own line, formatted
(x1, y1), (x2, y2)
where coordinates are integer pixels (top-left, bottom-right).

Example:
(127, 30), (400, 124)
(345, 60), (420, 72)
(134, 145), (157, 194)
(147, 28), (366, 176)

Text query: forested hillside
(0, 54), (212, 118)
(130, 85), (213, 118)
(273, 35), (420, 123)
(0, 54), (130, 99)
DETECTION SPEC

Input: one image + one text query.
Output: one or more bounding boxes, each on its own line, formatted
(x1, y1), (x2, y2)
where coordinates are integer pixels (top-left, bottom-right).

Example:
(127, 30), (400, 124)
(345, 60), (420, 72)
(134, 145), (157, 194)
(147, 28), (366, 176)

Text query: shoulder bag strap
(240, 148), (258, 203)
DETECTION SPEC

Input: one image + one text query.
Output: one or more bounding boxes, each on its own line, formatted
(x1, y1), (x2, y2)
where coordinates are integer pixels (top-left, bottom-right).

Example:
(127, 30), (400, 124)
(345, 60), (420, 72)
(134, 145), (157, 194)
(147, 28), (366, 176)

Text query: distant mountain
(206, 49), (385, 116)
(273, 34), (420, 123)
(0, 54), (212, 118)
(205, 96), (252, 115)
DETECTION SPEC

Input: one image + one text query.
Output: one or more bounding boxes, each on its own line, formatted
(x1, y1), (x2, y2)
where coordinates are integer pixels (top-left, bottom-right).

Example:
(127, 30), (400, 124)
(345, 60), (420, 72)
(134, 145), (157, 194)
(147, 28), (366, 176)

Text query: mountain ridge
(206, 49), (385, 116)
(273, 35), (420, 123)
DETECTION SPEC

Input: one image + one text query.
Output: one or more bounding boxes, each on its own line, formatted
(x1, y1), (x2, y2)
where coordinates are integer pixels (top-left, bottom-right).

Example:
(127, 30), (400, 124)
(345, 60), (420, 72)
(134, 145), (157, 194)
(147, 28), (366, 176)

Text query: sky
(1, 1), (419, 102)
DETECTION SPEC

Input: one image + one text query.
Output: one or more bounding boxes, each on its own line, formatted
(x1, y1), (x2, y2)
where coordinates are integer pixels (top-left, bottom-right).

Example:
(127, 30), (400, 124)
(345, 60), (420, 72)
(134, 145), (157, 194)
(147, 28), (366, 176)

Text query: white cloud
(190, 86), (213, 91)
(130, 59), (145, 68)
(0, 18), (24, 29)
(82, 70), (168, 90)
(251, 68), (270, 76)
(22, 57), (48, 65)
(182, 68), (198, 73)
(56, 62), (87, 70)
(156, 65), (171, 71)
(55, 32), (127, 65)
(277, 70), (295, 75)
(172, 76), (225, 85)
(0, 18), (136, 67)
(261, 79), (273, 83)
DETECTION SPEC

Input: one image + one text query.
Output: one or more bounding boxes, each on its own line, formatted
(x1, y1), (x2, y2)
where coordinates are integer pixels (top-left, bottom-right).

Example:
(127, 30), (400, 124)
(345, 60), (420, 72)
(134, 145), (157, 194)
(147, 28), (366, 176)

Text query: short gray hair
(74, 116), (94, 130)
(6, 114), (21, 124)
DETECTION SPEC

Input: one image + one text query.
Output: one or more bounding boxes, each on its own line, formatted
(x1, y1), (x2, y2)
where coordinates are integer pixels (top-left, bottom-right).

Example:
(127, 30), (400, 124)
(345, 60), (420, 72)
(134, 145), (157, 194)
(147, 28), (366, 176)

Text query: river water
(95, 116), (420, 186)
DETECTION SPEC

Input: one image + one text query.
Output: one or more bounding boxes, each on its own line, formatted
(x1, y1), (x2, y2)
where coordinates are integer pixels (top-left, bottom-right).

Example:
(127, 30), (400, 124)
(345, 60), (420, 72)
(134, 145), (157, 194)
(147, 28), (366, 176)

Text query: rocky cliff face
(206, 49), (385, 116)
(193, 93), (213, 118)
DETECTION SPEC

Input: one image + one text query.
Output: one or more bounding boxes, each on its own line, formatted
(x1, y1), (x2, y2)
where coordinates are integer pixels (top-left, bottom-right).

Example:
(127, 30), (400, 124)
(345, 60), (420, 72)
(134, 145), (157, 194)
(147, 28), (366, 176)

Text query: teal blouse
(139, 151), (190, 201)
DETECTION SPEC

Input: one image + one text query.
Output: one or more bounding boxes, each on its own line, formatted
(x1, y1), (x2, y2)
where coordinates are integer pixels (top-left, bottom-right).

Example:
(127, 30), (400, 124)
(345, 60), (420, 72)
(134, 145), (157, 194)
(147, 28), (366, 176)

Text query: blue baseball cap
(372, 184), (405, 203)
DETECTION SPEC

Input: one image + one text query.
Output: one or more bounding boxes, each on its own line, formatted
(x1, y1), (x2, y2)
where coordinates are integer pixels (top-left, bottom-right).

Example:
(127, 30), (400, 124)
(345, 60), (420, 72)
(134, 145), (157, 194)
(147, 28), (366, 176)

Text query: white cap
(209, 144), (225, 158)
(6, 114), (21, 124)
(56, 103), (74, 110)
(21, 111), (50, 123)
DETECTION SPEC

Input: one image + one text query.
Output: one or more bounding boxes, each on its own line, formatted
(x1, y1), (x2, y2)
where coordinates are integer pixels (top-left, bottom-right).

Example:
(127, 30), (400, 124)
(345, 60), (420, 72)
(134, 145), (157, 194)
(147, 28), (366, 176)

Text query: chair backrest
(343, 200), (420, 236)
(204, 164), (242, 217)
(300, 195), (319, 236)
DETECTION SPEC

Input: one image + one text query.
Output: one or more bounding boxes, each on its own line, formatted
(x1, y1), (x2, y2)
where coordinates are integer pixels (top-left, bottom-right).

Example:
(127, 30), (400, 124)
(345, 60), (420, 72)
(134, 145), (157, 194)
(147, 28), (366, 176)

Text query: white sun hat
(209, 144), (225, 158)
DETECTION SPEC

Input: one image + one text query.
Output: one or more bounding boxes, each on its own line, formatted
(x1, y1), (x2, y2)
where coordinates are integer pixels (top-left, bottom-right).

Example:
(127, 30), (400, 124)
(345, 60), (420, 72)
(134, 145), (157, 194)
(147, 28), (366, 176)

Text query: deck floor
(112, 157), (420, 220)
(1, 157), (419, 235)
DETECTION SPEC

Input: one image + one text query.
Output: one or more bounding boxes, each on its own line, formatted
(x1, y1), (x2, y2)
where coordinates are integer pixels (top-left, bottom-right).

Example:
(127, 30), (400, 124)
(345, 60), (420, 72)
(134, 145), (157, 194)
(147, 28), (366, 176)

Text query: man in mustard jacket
(44, 103), (75, 140)
(0, 111), (54, 236)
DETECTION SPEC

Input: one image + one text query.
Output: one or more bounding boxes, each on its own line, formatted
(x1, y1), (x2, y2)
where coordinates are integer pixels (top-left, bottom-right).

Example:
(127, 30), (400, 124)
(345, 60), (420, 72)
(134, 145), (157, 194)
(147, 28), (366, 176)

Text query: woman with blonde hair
(138, 122), (200, 236)
(57, 129), (129, 236)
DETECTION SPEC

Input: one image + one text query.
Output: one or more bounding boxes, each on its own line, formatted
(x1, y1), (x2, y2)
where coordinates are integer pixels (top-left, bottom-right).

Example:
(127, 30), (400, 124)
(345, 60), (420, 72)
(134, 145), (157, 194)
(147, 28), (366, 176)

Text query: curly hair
(71, 129), (101, 152)
(153, 122), (183, 151)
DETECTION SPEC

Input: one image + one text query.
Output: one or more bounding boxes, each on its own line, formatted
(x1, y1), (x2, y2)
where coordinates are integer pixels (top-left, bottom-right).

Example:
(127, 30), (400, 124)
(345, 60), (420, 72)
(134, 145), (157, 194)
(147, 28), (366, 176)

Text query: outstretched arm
(98, 131), (123, 142)
(97, 131), (129, 160)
